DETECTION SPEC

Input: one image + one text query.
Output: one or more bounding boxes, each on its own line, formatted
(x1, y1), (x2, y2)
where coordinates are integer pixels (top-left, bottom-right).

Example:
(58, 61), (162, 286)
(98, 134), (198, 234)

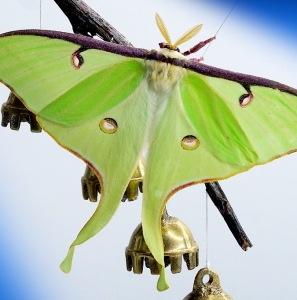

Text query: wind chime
(1, 0), (255, 298)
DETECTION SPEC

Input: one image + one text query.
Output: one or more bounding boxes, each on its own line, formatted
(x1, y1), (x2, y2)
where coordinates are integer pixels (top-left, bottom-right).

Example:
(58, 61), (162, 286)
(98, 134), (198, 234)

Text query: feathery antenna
(155, 13), (172, 47)
(155, 13), (202, 50)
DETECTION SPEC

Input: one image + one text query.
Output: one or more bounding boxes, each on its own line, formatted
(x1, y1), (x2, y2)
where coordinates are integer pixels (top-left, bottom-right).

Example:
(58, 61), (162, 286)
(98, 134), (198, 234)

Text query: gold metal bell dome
(125, 209), (198, 275)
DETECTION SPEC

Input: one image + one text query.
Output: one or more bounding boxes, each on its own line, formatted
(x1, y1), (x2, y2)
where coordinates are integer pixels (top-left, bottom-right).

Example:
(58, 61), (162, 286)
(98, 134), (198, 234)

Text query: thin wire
(39, 0), (42, 29)
(205, 190), (210, 271)
(214, 0), (238, 36)
(201, 0), (238, 59)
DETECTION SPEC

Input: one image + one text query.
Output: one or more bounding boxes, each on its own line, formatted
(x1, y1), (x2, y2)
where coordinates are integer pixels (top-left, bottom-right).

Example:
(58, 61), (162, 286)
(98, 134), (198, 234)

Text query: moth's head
(155, 13), (202, 52)
(158, 42), (180, 52)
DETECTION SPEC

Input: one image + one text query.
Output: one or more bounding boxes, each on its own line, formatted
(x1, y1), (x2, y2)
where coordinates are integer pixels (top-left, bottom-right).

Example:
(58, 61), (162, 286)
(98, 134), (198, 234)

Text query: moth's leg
(183, 36), (216, 56)
(189, 57), (204, 63)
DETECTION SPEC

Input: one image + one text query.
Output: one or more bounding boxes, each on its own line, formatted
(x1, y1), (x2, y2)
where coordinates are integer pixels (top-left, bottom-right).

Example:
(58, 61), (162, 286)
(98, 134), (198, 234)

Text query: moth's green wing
(0, 35), (147, 126)
(143, 70), (297, 290)
(0, 34), (149, 272)
(182, 72), (297, 166)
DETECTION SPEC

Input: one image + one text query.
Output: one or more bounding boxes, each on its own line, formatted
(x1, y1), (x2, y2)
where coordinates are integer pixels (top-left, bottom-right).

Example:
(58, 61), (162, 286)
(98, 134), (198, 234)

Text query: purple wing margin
(1, 29), (297, 96)
(0, 29), (148, 59)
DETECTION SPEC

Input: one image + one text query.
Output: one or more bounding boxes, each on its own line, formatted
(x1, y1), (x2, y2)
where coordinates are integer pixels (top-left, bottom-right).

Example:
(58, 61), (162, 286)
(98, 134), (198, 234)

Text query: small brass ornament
(126, 210), (198, 274)
(1, 92), (41, 132)
(184, 268), (233, 300)
(81, 161), (144, 202)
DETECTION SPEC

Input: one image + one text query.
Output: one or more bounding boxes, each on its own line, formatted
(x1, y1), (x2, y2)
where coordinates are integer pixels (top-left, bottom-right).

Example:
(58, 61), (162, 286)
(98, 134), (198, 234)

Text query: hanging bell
(184, 268), (233, 300)
(1, 92), (41, 132)
(125, 209), (198, 275)
(81, 161), (144, 202)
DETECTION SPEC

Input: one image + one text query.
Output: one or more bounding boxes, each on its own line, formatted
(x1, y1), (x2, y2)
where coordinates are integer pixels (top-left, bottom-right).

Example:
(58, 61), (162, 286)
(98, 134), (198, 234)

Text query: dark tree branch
(205, 182), (252, 250)
(54, 0), (133, 46)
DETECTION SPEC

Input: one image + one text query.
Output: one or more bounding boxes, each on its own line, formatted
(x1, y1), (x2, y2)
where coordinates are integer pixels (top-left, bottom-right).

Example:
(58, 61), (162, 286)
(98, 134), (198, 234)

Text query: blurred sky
(0, 0), (297, 299)
(214, 0), (297, 43)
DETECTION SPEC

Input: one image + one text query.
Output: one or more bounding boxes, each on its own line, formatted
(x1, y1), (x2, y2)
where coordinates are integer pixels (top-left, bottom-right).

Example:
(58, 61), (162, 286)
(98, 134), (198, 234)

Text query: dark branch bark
(205, 182), (252, 250)
(54, 0), (133, 46)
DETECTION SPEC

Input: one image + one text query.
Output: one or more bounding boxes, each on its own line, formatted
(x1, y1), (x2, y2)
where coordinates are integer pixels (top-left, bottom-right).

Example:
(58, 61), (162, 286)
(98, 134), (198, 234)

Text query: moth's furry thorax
(145, 48), (186, 95)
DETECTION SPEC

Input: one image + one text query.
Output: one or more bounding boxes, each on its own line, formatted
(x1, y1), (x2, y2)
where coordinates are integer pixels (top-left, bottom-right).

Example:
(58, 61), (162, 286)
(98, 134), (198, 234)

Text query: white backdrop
(0, 0), (296, 299)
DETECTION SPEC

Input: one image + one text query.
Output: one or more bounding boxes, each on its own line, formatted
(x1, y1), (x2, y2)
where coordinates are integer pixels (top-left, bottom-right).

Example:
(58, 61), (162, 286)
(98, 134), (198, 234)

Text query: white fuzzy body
(145, 48), (187, 95)
(143, 48), (187, 146)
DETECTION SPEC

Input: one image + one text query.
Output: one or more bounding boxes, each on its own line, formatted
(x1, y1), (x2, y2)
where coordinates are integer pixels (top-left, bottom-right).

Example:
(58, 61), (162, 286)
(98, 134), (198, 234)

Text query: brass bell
(1, 92), (41, 132)
(126, 209), (198, 275)
(184, 268), (233, 300)
(81, 161), (144, 202)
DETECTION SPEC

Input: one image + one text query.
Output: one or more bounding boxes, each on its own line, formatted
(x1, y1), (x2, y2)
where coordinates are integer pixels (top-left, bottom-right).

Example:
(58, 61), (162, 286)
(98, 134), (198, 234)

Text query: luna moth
(1, 14), (297, 291)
